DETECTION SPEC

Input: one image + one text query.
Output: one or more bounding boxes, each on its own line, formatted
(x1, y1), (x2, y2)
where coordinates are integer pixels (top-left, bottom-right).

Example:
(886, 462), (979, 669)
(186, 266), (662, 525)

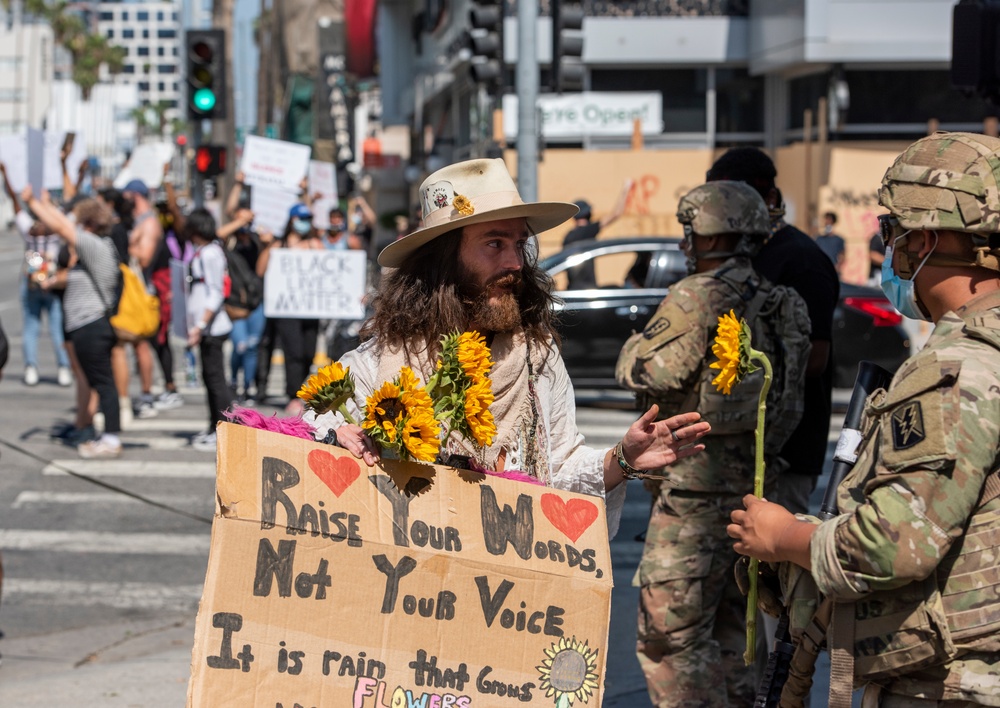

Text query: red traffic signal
(195, 145), (226, 177)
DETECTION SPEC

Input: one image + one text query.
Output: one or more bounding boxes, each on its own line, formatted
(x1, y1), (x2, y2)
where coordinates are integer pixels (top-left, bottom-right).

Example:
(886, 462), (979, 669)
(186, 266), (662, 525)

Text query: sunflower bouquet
(710, 309), (772, 666)
(298, 331), (498, 465)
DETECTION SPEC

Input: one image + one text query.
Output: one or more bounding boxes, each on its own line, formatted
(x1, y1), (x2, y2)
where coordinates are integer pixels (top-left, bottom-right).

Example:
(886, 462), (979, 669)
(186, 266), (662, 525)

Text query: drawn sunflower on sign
(536, 636), (600, 707)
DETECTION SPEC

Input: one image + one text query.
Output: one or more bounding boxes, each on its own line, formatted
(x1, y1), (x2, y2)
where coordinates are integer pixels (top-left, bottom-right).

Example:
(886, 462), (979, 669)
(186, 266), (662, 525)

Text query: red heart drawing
(307, 449), (361, 497)
(540, 493), (599, 543)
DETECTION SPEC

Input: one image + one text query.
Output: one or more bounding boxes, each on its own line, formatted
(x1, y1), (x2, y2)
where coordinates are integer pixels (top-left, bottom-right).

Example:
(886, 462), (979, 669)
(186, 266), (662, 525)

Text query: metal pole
(516, 0), (538, 202)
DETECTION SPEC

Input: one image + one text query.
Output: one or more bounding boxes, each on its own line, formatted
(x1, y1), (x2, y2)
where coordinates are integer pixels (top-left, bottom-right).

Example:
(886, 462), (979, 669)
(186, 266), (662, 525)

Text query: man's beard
(463, 273), (523, 333)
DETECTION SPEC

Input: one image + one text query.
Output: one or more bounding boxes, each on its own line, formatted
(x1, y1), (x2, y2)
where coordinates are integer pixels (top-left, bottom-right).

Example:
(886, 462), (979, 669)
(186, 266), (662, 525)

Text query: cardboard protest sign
(249, 184), (301, 236)
(241, 135), (312, 192)
(189, 424), (613, 708)
(114, 142), (174, 189)
(263, 249), (367, 320)
(170, 258), (188, 338)
(26, 128), (44, 194)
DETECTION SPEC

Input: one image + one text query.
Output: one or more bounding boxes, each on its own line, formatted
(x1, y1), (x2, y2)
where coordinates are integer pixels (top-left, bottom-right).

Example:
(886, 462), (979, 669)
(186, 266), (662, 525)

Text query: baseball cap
(289, 203), (313, 220)
(122, 179), (149, 197)
(573, 200), (593, 220)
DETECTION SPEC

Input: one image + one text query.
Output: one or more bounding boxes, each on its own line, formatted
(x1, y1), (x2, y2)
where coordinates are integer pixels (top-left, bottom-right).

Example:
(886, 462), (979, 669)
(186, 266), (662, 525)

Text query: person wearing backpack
(616, 182), (811, 708)
(728, 132), (1000, 707)
(184, 208), (234, 453)
(218, 207), (265, 404)
(23, 187), (124, 459)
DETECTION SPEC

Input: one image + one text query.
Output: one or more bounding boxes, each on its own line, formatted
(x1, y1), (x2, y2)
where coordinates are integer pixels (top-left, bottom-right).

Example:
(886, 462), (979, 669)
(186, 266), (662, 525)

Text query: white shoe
(57, 367), (73, 387)
(23, 366), (39, 386)
(153, 390), (184, 410)
(78, 437), (122, 459)
(135, 398), (158, 419)
(192, 431), (217, 453)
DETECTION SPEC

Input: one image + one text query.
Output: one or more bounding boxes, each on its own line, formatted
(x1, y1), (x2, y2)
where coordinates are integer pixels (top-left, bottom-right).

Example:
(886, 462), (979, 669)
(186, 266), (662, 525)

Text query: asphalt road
(0, 230), (845, 706)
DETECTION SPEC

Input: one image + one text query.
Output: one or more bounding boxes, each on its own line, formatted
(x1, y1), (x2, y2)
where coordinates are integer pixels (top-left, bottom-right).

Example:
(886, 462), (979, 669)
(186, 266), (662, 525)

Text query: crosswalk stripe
(43, 459), (217, 477)
(0, 530), (211, 555)
(5, 579), (203, 611)
(11, 491), (211, 508)
(123, 418), (209, 432)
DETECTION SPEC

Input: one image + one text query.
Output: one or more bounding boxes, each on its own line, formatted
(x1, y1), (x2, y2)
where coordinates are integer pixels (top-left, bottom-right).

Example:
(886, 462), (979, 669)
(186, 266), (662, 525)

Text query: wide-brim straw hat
(377, 158), (579, 267)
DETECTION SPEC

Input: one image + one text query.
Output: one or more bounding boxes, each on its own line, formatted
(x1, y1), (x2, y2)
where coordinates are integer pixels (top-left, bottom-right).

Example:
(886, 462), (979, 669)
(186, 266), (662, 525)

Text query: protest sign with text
(308, 159), (338, 230)
(249, 184), (301, 236)
(241, 136), (312, 192)
(263, 249), (367, 320)
(188, 424), (612, 708)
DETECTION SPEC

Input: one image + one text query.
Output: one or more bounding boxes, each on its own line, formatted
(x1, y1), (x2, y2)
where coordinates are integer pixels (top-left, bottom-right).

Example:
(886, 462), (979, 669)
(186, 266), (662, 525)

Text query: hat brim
(377, 202), (579, 267)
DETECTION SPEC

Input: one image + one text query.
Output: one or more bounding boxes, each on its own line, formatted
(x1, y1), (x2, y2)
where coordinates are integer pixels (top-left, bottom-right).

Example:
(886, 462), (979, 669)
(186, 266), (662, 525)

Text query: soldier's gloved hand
(733, 556), (784, 618)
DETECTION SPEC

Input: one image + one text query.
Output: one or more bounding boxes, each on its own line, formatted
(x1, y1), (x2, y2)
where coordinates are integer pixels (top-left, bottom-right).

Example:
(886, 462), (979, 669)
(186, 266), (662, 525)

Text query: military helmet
(676, 181), (770, 237)
(879, 131), (1000, 235)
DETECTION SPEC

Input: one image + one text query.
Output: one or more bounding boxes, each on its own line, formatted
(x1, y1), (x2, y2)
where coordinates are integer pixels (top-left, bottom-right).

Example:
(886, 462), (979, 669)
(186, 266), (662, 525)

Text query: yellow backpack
(110, 261), (160, 342)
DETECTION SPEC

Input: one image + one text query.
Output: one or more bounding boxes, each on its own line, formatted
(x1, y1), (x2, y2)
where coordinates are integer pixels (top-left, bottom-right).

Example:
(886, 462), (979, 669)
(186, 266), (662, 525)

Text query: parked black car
(539, 237), (911, 390)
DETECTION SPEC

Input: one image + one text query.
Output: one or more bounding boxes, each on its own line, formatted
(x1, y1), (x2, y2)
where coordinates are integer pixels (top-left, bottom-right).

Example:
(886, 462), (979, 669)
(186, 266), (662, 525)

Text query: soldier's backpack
(617, 267), (811, 455)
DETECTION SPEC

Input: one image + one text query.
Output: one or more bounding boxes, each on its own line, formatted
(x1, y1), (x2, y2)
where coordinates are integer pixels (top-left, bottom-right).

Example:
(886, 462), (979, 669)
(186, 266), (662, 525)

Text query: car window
(551, 249), (659, 292)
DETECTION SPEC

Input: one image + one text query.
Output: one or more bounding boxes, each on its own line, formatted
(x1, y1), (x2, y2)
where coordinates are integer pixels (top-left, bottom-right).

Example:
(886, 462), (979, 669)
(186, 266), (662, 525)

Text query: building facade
(96, 0), (182, 118)
(0, 18), (53, 135)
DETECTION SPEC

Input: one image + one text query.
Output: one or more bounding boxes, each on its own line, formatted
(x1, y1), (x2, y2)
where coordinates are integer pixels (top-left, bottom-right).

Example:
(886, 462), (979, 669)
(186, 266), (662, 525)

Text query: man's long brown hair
(360, 229), (560, 357)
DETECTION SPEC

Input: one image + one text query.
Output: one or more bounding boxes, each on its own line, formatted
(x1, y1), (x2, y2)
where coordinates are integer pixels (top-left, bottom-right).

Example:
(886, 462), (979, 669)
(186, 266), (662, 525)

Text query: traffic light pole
(516, 0), (538, 202)
(193, 119), (205, 209)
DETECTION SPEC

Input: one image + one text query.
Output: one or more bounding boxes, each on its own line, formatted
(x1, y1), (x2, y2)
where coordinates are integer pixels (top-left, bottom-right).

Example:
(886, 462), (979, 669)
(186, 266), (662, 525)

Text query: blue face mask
(880, 235), (935, 321)
(292, 218), (312, 235)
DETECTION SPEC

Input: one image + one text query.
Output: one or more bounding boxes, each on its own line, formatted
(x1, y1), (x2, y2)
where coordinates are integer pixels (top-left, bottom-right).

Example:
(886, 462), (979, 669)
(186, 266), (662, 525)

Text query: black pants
(275, 318), (319, 400)
(255, 317), (278, 399)
(199, 334), (234, 428)
(70, 317), (120, 434)
(151, 334), (174, 387)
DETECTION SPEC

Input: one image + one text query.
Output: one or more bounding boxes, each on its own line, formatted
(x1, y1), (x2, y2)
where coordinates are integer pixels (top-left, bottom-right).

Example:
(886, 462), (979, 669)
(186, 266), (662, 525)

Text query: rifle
(819, 361), (893, 520)
(753, 361), (893, 707)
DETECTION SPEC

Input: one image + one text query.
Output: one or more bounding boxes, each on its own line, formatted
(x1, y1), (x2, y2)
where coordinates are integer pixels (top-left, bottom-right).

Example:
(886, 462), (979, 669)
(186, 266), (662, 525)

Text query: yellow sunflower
(297, 362), (355, 417)
(536, 636), (600, 706)
(400, 405), (442, 462)
(362, 381), (404, 443)
(456, 331), (493, 381)
(463, 377), (496, 447)
(709, 309), (753, 395)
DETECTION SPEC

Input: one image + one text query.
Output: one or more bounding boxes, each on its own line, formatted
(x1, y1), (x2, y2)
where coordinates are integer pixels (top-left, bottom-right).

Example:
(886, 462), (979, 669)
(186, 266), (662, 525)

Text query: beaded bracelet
(614, 441), (648, 480)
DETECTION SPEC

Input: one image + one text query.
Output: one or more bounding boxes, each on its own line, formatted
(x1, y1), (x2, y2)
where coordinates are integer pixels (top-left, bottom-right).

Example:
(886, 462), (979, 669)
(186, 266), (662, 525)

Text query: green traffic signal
(192, 87), (217, 113)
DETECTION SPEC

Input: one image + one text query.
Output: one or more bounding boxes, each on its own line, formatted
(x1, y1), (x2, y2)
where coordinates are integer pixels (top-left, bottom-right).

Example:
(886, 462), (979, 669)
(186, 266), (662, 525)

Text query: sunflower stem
(336, 403), (357, 426)
(743, 347), (772, 666)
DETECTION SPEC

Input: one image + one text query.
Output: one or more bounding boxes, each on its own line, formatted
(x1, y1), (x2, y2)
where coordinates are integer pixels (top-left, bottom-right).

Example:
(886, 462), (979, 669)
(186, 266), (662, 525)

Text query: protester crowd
(2, 154), (377, 458)
(5, 134), (1000, 708)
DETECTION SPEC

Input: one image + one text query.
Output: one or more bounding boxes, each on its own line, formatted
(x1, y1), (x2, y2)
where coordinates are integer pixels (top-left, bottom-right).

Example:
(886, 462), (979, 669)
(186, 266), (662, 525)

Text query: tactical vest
(618, 266), (811, 455)
(779, 351), (1000, 707)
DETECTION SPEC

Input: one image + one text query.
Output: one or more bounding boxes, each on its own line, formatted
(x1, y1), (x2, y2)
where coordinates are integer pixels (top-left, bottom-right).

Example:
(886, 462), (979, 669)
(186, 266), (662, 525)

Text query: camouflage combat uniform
(617, 182), (811, 708)
(804, 133), (1000, 707)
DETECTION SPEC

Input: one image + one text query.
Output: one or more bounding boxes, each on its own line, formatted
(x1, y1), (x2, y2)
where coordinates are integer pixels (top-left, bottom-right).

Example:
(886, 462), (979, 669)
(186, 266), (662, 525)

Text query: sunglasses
(877, 214), (909, 248)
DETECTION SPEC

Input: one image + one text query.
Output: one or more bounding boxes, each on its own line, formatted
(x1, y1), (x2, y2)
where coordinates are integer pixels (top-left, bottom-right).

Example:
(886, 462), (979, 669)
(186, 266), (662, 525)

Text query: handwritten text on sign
(263, 249), (367, 320)
(188, 424), (612, 708)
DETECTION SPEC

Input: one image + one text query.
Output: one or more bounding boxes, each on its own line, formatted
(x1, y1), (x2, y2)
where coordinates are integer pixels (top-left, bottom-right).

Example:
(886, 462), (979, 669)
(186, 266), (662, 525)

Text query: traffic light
(551, 1), (584, 93)
(195, 145), (226, 177)
(185, 29), (227, 120)
(952, 0), (1000, 103)
(469, 1), (503, 91)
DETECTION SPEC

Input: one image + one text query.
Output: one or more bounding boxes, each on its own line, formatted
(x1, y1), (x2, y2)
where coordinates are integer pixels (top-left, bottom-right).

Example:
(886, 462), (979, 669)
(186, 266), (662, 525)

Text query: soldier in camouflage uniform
(728, 131), (1000, 707)
(616, 181), (811, 707)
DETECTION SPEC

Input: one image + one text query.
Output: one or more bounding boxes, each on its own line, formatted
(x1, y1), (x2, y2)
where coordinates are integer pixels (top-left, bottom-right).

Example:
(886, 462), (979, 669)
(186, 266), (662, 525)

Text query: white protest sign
(249, 185), (300, 237)
(170, 258), (188, 338)
(308, 159), (338, 230)
(114, 142), (174, 189)
(263, 249), (367, 320)
(43, 131), (88, 191)
(240, 135), (311, 192)
(311, 196), (339, 230)
(27, 128), (44, 193)
(0, 133), (28, 194)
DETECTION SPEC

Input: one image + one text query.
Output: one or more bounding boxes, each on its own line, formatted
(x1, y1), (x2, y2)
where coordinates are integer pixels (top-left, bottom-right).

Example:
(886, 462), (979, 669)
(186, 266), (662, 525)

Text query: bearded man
(309, 158), (710, 533)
